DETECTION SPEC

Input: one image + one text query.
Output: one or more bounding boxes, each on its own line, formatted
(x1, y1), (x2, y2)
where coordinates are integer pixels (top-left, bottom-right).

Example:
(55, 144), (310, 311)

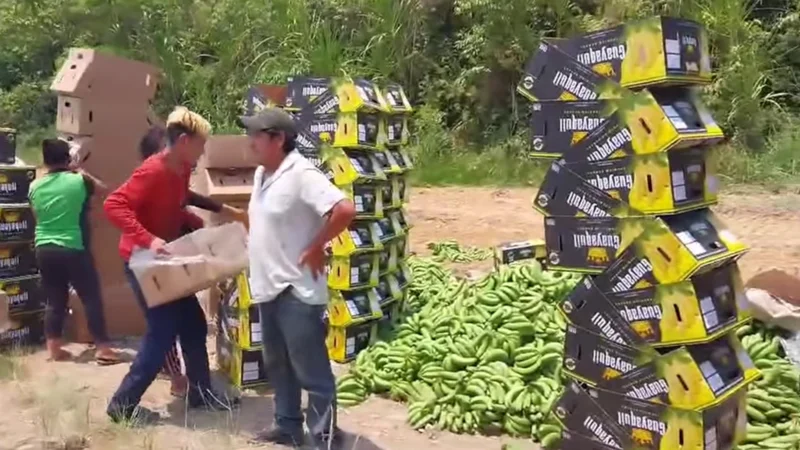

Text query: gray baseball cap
(238, 107), (298, 137)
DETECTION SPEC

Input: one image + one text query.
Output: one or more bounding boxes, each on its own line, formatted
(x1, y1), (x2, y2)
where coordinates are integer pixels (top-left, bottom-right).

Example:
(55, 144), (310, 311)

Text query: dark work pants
(259, 289), (337, 439)
(107, 265), (212, 417)
(36, 245), (109, 343)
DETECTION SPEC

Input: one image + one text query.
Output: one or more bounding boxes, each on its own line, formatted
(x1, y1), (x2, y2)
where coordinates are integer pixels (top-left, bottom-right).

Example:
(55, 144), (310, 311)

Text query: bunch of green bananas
(427, 240), (493, 263)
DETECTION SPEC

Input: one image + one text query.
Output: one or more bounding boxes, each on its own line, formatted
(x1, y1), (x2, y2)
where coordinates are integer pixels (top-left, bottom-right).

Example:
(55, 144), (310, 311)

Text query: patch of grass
(0, 350), (27, 381)
(17, 374), (93, 448)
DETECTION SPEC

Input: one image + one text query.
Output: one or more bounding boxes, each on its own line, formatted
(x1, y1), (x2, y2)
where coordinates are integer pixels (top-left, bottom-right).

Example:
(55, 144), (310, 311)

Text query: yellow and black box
(374, 215), (402, 245)
(0, 241), (37, 279)
(330, 220), (384, 256)
(394, 262), (412, 292)
(552, 381), (634, 449)
(562, 146), (719, 215)
(388, 147), (414, 172)
(562, 263), (751, 347)
(377, 301), (401, 332)
(326, 318), (377, 363)
(296, 111), (382, 150)
(563, 324), (760, 410)
(218, 289), (262, 349)
(392, 235), (409, 264)
(375, 273), (403, 307)
(378, 114), (410, 148)
(592, 209), (748, 290)
(378, 180), (397, 212)
(216, 330), (268, 388)
(559, 89), (723, 162)
(376, 245), (398, 276)
(0, 310), (45, 350)
(0, 162), (36, 204)
(533, 160), (639, 218)
(528, 100), (610, 159)
(328, 251), (380, 290)
(494, 240), (546, 266)
(326, 148), (387, 185)
(339, 182), (383, 220)
(387, 209), (411, 235)
(327, 288), (382, 327)
(382, 82), (413, 114)
(554, 16), (712, 89)
(373, 149), (403, 175)
(0, 204), (35, 243)
(517, 41), (625, 102)
(0, 128), (16, 164)
(225, 271), (256, 311)
(285, 77), (388, 112)
(4, 274), (44, 317)
(543, 216), (642, 273)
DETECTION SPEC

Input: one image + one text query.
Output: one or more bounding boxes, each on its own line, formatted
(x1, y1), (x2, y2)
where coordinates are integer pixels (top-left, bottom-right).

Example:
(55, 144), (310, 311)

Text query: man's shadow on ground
(164, 374), (384, 449)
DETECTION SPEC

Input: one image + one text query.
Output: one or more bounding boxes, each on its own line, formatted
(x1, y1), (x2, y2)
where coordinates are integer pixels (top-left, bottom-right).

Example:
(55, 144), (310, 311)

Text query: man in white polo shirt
(239, 108), (356, 449)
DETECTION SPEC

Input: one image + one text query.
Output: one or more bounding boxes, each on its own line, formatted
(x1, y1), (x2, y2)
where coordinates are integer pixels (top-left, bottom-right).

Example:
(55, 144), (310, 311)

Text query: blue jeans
(259, 289), (337, 438)
(107, 265), (212, 418)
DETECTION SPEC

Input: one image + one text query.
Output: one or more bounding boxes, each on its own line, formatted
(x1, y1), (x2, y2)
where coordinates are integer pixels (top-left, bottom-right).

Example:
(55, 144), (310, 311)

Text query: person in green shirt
(29, 138), (120, 365)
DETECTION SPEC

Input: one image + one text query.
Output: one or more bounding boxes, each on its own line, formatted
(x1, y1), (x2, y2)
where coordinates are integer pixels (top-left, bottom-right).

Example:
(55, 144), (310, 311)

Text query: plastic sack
(128, 222), (249, 308)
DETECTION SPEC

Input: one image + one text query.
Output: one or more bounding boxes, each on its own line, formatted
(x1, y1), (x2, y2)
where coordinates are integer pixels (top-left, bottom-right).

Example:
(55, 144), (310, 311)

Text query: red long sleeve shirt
(104, 152), (204, 261)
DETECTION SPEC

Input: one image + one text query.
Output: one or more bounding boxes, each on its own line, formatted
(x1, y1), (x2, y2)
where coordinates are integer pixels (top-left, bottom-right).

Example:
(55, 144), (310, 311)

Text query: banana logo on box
(592, 62), (616, 78)
(587, 247), (609, 265)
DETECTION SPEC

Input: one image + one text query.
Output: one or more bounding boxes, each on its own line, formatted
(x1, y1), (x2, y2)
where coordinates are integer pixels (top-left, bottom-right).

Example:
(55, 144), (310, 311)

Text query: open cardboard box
(195, 167), (255, 204)
(51, 48), (160, 100)
(204, 135), (257, 169)
(129, 223), (248, 308)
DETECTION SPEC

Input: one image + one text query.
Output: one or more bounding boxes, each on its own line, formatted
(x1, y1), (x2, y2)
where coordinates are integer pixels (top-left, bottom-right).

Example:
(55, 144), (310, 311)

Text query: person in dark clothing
(105, 107), (238, 424)
(29, 139), (121, 365)
(135, 125), (248, 398)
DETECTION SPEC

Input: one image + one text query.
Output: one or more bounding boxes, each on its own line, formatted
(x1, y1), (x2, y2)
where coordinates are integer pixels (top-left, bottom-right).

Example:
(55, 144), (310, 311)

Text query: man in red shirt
(104, 107), (236, 423)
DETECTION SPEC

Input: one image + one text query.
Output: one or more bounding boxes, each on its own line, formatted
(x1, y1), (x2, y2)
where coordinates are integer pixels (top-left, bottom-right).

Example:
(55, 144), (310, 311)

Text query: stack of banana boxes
(0, 128), (42, 350)
(279, 77), (415, 364)
(519, 16), (760, 449)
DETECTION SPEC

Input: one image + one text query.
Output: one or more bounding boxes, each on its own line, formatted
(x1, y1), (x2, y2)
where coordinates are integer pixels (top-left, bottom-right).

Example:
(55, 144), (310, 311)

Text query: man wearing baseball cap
(240, 108), (356, 448)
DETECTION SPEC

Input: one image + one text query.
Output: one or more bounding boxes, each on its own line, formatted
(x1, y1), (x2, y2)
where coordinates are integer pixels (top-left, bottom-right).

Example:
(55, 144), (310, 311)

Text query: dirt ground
(2, 186), (800, 450)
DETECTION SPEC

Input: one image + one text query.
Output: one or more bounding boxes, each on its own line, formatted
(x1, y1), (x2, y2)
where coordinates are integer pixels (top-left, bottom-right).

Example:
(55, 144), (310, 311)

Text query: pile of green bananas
(737, 322), (800, 449)
(336, 255), (580, 445)
(427, 240), (493, 263)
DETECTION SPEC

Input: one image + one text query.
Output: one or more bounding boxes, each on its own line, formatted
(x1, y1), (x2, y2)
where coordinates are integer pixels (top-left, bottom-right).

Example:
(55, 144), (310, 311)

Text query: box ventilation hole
(639, 117), (652, 134)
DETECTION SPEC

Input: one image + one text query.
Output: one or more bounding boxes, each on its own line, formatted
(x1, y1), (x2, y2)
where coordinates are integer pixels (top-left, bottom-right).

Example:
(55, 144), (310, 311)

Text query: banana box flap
(517, 41), (625, 102)
(327, 288), (382, 327)
(328, 251), (380, 291)
(560, 276), (647, 346)
(218, 301), (262, 350)
(388, 147), (414, 172)
(376, 246), (398, 276)
(327, 148), (388, 186)
(559, 89), (724, 162)
(592, 209), (749, 289)
(600, 333), (760, 410)
(553, 16), (712, 89)
(553, 381), (635, 449)
(375, 274), (403, 306)
(326, 318), (377, 363)
(287, 77), (387, 113)
(330, 220), (384, 256)
(604, 262), (751, 347)
(494, 240), (546, 267)
(529, 100), (612, 159)
(382, 82), (413, 114)
(562, 324), (658, 386)
(216, 329), (268, 388)
(562, 147), (718, 215)
(373, 150), (403, 175)
(533, 160), (641, 218)
(586, 384), (746, 449)
(543, 216), (646, 274)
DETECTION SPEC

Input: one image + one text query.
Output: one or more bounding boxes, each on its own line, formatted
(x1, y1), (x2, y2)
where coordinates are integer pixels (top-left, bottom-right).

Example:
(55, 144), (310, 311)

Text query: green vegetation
(1, 0), (799, 186)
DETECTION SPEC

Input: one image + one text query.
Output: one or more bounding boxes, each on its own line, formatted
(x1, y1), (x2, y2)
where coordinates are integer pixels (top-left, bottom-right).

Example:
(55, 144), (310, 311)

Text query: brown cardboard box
(195, 167), (255, 203)
(51, 48), (160, 100)
(56, 95), (151, 136)
(204, 135), (256, 169)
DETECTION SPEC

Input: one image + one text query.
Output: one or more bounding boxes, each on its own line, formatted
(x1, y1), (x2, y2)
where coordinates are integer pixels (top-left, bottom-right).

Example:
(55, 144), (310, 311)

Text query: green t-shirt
(29, 171), (93, 250)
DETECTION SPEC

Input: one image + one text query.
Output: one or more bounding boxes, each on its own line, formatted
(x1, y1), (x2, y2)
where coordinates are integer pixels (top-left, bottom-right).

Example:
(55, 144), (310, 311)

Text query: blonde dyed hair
(166, 106), (211, 139)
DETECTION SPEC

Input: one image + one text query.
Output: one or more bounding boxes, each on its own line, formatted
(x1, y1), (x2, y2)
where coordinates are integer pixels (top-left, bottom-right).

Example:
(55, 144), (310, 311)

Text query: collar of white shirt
(258, 151), (304, 192)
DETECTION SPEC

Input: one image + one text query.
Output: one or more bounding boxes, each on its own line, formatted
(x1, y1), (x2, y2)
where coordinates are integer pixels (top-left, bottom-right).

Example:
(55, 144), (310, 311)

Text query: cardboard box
(204, 135), (256, 169)
(0, 241), (37, 279)
(244, 84), (288, 115)
(295, 111), (382, 150)
(0, 162), (36, 204)
(327, 148), (387, 185)
(55, 95), (151, 135)
(377, 301), (401, 333)
(562, 265), (750, 347)
(327, 288), (382, 327)
(564, 324), (760, 410)
(378, 180), (396, 212)
(494, 240), (546, 267)
(325, 317), (377, 363)
(592, 209), (748, 290)
(395, 174), (411, 206)
(195, 167), (254, 203)
(328, 251), (380, 290)
(216, 330), (268, 388)
(0, 310), (45, 350)
(227, 272), (255, 311)
(552, 381), (635, 449)
(0, 128), (16, 164)
(533, 160), (639, 218)
(560, 89), (724, 162)
(556, 429), (621, 450)
(129, 223), (249, 307)
(50, 48), (160, 100)
(375, 274), (403, 307)
(387, 209), (411, 235)
(543, 216), (645, 273)
(388, 148), (414, 172)
(373, 150), (403, 175)
(554, 17), (712, 89)
(394, 262), (412, 292)
(392, 235), (409, 265)
(376, 245), (399, 276)
(339, 182), (383, 219)
(378, 114), (410, 147)
(374, 216), (400, 245)
(219, 292), (261, 349)
(286, 77), (388, 112)
(0, 204), (35, 243)
(330, 220), (385, 256)
(528, 101), (610, 159)
(382, 82), (413, 114)
(517, 41), (625, 102)
(59, 134), (93, 167)
(2, 274), (44, 317)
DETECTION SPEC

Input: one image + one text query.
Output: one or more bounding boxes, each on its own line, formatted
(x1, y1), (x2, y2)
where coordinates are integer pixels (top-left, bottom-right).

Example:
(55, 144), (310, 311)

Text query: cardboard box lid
(200, 167), (255, 202)
(204, 135), (257, 169)
(244, 85), (288, 115)
(51, 48), (161, 100)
